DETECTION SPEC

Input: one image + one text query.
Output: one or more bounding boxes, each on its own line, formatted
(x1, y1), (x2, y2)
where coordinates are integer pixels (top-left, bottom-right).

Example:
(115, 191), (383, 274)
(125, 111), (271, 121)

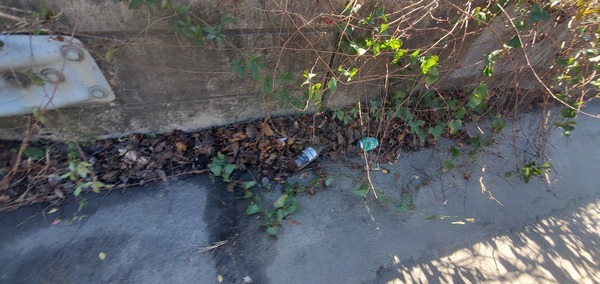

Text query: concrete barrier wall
(0, 0), (568, 140)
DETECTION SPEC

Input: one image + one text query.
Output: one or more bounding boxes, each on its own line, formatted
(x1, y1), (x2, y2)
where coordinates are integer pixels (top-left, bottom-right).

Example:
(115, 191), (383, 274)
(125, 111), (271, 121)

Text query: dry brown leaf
(261, 123), (275, 136)
(54, 189), (65, 199)
(226, 183), (236, 192)
(175, 142), (187, 152)
(229, 131), (247, 143)
(396, 132), (406, 143)
(157, 169), (168, 182)
(0, 195), (10, 203)
(245, 125), (258, 139)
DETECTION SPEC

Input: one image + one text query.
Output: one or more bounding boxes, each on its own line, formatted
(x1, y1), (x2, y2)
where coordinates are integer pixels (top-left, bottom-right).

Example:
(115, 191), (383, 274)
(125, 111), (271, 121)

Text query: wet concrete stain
(202, 175), (277, 283)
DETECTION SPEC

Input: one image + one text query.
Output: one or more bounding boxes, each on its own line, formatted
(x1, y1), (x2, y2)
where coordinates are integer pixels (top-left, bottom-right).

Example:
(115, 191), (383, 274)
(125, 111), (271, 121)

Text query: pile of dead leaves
(0, 111), (433, 212)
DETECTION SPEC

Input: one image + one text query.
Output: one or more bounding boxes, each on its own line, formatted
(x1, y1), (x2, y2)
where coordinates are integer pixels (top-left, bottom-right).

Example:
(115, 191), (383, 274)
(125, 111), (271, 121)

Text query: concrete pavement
(1, 103), (599, 283)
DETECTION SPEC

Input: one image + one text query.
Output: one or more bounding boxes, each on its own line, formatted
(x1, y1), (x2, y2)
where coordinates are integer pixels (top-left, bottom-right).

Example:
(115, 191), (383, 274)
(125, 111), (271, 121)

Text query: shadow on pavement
(377, 198), (600, 283)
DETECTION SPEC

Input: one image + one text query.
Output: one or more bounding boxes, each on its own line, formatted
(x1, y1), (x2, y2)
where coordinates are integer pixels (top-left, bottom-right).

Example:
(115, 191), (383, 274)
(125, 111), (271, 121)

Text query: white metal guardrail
(0, 35), (114, 117)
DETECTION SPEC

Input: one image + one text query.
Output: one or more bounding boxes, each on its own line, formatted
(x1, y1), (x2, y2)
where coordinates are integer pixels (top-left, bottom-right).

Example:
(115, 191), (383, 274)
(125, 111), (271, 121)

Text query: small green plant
(115, 0), (233, 46)
(521, 162), (551, 183)
(353, 181), (416, 213)
(68, 198), (89, 224)
(468, 84), (489, 114)
(469, 134), (493, 148)
(25, 70), (45, 86)
(352, 182), (369, 198)
(442, 160), (456, 172)
(393, 192), (414, 213)
(11, 145), (46, 162)
(207, 152), (236, 182)
(61, 144), (111, 196)
(30, 7), (54, 35)
(243, 181), (308, 237)
(331, 107), (355, 125)
(491, 115), (507, 133)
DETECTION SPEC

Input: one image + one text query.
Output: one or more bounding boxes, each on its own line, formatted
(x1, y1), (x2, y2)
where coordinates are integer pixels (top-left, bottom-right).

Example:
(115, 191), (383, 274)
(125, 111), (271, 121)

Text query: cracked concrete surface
(1, 103), (599, 283)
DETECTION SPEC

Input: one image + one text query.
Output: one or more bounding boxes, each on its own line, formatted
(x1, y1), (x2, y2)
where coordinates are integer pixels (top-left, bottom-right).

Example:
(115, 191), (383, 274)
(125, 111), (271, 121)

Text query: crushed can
(358, 137), (378, 152)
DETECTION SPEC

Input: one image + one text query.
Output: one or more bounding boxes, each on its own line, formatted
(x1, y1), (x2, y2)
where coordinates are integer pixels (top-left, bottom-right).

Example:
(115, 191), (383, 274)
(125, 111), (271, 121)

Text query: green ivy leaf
(26, 70), (44, 86)
(470, 134), (492, 148)
(175, 5), (188, 14)
(245, 204), (261, 215)
(92, 180), (108, 194)
(352, 182), (369, 198)
(379, 23), (389, 34)
(483, 65), (494, 77)
(392, 49), (407, 64)
(76, 162), (90, 179)
(327, 77), (337, 94)
(224, 163), (236, 174)
(394, 198), (412, 213)
(483, 49), (502, 77)
(128, 0), (144, 9)
(424, 74), (438, 86)
(454, 107), (466, 120)
(237, 190), (254, 199)
(349, 41), (367, 56)
(74, 185), (83, 196)
(23, 146), (45, 161)
(266, 226), (278, 236)
(324, 176), (334, 187)
(209, 164), (222, 176)
(241, 180), (256, 190)
(415, 127), (427, 142)
(555, 121), (576, 134)
(284, 203), (300, 215)
(468, 84), (488, 109)
(450, 146), (461, 157)
(420, 55), (439, 75)
(442, 160), (455, 171)
(448, 119), (462, 135)
(561, 107), (577, 119)
(504, 35), (522, 49)
(222, 164), (236, 181)
(491, 115), (507, 132)
(429, 123), (446, 139)
(203, 26), (217, 35)
(410, 49), (420, 65)
(375, 6), (386, 19)
(276, 208), (284, 222)
(521, 167), (532, 183)
(339, 66), (359, 82)
(274, 193), (288, 209)
(246, 56), (264, 79)
(279, 70), (296, 83)
(516, 20), (528, 30)
(529, 4), (550, 22)
(381, 38), (402, 50)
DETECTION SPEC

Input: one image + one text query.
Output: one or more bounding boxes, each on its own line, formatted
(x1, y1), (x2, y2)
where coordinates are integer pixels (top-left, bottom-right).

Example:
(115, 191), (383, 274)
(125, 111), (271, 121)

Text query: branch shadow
(377, 198), (600, 283)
